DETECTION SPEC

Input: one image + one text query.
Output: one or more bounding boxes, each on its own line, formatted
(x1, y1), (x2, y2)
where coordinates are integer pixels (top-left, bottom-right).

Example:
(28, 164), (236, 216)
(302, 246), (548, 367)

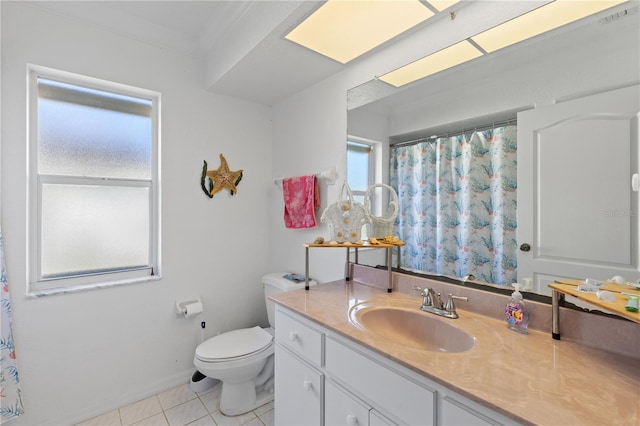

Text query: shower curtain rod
(391, 117), (517, 148)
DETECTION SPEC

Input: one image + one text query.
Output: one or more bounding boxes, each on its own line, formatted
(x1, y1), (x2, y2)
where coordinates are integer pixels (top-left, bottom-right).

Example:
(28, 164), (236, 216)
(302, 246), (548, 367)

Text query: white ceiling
(25, 0), (349, 105)
(23, 1), (638, 108)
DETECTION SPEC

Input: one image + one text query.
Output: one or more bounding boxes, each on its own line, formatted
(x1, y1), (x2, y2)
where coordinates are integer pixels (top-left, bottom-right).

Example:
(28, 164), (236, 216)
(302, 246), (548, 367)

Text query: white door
(517, 85), (639, 294)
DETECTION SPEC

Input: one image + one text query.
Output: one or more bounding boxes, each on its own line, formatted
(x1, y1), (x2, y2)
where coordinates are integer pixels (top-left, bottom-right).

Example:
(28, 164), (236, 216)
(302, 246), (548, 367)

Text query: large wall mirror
(347, 2), (640, 298)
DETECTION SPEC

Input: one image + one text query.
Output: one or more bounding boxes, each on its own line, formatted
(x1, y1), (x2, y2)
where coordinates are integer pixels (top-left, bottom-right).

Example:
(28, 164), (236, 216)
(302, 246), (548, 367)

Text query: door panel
(518, 85), (639, 294)
(325, 380), (370, 426)
(274, 346), (323, 425)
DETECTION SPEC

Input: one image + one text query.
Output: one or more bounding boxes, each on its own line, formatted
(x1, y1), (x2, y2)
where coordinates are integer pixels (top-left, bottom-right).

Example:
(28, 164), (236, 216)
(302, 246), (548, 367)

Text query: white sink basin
(349, 302), (476, 353)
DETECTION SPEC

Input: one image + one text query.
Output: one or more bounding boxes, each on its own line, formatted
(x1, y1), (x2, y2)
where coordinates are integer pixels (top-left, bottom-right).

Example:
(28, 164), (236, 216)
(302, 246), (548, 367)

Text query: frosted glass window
(41, 184), (150, 278)
(38, 79), (152, 179)
(28, 66), (160, 293)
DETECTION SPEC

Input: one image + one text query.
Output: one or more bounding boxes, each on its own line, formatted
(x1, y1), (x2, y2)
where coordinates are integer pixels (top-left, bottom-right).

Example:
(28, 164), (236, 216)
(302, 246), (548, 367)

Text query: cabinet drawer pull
(289, 331), (297, 342)
(346, 414), (357, 426)
(303, 380), (312, 391)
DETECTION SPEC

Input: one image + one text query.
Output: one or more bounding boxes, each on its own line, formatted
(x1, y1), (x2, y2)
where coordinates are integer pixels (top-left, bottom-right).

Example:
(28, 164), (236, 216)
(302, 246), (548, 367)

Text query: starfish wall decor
(201, 154), (243, 198)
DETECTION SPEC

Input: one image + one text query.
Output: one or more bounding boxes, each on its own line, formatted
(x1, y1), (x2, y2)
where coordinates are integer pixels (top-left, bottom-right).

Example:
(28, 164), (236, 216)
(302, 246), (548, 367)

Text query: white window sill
(27, 275), (161, 298)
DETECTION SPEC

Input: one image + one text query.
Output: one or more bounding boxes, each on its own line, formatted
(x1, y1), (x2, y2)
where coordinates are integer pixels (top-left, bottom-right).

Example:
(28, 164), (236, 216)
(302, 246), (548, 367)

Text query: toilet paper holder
(176, 298), (203, 317)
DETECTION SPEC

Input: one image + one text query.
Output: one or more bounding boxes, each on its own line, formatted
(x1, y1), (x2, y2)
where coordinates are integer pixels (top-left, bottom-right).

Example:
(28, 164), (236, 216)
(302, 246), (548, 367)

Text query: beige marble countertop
(271, 280), (640, 426)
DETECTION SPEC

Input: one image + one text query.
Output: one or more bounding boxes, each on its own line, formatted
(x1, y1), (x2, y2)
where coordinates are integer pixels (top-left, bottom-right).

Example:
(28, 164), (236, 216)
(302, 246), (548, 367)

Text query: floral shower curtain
(1, 227), (24, 420)
(390, 125), (517, 285)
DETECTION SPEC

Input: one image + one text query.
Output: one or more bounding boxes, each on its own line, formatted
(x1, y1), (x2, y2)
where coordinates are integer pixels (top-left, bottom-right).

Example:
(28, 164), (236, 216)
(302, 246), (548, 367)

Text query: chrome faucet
(428, 288), (444, 309)
(414, 287), (468, 319)
(445, 293), (469, 318)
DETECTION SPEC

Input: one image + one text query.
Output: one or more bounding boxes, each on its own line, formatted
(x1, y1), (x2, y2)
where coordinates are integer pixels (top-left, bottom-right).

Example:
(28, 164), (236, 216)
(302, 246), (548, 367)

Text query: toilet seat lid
(196, 326), (273, 361)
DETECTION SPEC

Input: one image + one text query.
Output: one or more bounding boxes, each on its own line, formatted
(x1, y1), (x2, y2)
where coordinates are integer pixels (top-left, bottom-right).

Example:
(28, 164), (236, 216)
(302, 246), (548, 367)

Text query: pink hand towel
(283, 175), (320, 229)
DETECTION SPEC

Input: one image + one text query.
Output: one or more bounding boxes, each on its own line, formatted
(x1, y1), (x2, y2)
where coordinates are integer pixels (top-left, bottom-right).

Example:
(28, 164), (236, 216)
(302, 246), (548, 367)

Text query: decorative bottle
(505, 283), (529, 334)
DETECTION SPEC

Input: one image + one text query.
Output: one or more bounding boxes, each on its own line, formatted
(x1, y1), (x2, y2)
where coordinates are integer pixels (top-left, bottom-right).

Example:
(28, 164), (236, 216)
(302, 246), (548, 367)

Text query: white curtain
(1, 227), (24, 420)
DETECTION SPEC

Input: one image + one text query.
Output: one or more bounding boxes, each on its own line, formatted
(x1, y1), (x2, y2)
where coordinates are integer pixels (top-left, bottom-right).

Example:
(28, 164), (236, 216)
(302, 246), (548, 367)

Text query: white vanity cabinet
(274, 308), (324, 425)
(275, 306), (519, 426)
(324, 335), (435, 425)
(274, 345), (323, 425)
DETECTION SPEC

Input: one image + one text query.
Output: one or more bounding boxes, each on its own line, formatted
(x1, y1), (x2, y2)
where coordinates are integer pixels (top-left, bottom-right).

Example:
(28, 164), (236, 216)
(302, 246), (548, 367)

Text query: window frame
(27, 65), (161, 295)
(347, 137), (375, 199)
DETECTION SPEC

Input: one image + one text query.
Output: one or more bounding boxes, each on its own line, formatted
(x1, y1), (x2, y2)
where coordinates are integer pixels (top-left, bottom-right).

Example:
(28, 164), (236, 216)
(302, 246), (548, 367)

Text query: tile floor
(77, 382), (274, 426)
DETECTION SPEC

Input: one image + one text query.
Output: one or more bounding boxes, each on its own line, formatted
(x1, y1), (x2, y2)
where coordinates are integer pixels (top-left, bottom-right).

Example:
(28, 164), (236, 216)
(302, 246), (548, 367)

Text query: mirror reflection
(347, 3), (640, 296)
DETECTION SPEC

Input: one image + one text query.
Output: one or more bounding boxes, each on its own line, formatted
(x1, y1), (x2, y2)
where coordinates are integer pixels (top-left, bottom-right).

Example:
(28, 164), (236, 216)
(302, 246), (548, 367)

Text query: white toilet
(194, 273), (315, 416)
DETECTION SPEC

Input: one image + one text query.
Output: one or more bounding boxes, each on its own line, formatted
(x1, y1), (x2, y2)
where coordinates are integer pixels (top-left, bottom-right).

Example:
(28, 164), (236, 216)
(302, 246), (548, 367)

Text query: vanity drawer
(275, 309), (323, 366)
(325, 380), (370, 426)
(325, 336), (436, 425)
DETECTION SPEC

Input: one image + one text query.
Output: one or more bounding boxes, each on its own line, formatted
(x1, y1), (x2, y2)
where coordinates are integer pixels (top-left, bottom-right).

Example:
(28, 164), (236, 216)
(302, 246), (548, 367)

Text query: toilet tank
(263, 273), (317, 328)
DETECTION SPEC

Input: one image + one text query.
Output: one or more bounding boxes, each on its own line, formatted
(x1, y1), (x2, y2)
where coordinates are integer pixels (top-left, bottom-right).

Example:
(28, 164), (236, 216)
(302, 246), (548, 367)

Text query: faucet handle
(414, 286), (433, 306)
(445, 293), (469, 313)
(413, 286), (429, 298)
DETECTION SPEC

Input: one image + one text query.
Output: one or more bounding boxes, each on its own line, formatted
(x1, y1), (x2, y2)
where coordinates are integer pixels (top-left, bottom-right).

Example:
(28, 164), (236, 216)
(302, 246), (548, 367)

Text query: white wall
(269, 78), (348, 282)
(267, 0), (445, 281)
(347, 107), (391, 267)
(2, 0), (639, 423)
(269, 2), (640, 283)
(267, 0), (562, 282)
(1, 3), (272, 424)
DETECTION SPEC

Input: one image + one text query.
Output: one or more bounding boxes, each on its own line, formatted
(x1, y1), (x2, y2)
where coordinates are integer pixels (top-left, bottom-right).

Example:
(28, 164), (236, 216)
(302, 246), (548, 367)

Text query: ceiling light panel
(378, 40), (483, 87)
(471, 0), (627, 53)
(285, 0), (434, 64)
